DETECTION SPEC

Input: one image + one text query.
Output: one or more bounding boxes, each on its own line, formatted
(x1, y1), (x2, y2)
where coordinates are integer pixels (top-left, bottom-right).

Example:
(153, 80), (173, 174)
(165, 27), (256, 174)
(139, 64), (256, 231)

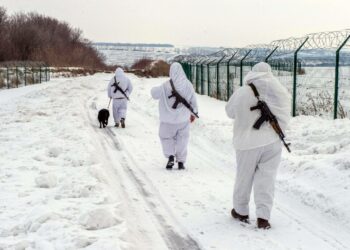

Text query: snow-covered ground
(0, 74), (350, 250)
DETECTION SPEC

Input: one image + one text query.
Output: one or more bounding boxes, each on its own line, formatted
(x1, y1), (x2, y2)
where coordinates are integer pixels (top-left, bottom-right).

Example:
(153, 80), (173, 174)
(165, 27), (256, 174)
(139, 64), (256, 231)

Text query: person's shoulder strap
(248, 83), (260, 99)
(169, 79), (176, 91)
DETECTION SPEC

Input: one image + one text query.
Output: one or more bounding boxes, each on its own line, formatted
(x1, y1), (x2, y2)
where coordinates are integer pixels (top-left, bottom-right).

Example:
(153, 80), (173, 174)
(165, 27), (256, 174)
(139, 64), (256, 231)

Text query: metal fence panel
(0, 66), (50, 90)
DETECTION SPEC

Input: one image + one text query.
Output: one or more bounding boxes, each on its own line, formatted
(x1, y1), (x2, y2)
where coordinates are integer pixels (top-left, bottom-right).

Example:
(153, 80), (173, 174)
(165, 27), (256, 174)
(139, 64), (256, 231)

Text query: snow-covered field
(97, 48), (178, 67)
(0, 74), (350, 250)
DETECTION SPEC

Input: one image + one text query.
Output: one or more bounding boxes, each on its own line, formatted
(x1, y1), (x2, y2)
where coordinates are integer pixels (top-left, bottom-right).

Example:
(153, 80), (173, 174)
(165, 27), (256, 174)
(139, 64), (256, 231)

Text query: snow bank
(35, 173), (58, 188)
(0, 75), (128, 249)
(79, 208), (122, 230)
(279, 116), (350, 227)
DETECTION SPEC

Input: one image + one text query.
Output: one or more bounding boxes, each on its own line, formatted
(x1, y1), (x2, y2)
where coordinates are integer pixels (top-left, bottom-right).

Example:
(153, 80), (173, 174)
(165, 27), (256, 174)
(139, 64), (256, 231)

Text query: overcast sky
(1, 0), (350, 47)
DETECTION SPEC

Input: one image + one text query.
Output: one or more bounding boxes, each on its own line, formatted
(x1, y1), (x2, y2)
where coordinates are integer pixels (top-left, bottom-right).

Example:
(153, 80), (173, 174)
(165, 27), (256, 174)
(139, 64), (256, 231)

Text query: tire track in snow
(105, 127), (202, 250)
(87, 96), (202, 250)
(84, 95), (169, 250)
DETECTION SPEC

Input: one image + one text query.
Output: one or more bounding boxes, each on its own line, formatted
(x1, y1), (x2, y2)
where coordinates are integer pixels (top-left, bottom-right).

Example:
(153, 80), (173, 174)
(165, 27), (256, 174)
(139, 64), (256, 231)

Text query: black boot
(257, 218), (271, 229)
(166, 155), (174, 170)
(115, 123), (119, 127)
(231, 209), (249, 223)
(178, 162), (185, 170)
(121, 118), (125, 128)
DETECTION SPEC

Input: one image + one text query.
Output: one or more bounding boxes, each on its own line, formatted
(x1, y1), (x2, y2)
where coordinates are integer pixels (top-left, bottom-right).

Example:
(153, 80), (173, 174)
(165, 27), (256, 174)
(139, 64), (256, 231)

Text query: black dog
(98, 109), (110, 128)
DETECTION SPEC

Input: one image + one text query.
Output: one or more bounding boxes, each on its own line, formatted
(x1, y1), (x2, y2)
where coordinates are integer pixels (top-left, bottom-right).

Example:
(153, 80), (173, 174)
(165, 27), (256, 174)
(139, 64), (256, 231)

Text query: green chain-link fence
(176, 29), (350, 119)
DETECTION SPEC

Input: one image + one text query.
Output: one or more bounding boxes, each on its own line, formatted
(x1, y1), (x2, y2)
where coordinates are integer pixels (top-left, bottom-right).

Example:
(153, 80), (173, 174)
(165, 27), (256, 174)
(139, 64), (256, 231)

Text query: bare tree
(0, 7), (107, 69)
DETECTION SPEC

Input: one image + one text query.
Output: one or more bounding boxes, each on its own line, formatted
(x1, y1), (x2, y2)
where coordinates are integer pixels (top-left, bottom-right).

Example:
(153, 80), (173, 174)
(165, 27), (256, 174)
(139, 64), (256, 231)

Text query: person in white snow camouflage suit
(151, 62), (198, 170)
(107, 68), (133, 128)
(225, 62), (291, 229)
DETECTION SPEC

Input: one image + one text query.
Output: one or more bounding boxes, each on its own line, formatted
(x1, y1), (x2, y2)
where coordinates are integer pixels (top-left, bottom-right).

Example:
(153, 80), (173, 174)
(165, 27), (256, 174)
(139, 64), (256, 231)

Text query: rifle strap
(113, 76), (124, 89)
(114, 76), (119, 87)
(113, 76), (128, 98)
(248, 83), (260, 100)
(169, 79), (179, 108)
(113, 76), (118, 93)
(169, 79), (176, 94)
(169, 79), (186, 107)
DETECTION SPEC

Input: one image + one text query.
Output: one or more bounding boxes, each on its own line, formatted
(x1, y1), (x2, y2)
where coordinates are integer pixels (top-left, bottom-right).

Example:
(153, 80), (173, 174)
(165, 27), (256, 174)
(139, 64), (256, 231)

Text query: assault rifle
(111, 76), (129, 100)
(249, 83), (291, 153)
(168, 79), (199, 118)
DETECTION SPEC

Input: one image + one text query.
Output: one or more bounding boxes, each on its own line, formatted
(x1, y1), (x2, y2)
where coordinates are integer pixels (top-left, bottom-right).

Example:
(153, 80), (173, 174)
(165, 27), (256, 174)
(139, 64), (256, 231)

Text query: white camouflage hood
(114, 67), (126, 81)
(244, 62), (291, 127)
(161, 62), (195, 114)
(168, 62), (193, 100)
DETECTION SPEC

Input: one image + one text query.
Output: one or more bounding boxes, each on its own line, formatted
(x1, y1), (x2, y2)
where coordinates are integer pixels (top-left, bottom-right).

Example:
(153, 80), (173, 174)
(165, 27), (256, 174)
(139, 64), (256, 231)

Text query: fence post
(6, 67), (9, 89)
(292, 37), (309, 117)
(216, 56), (226, 99)
(240, 50), (252, 86)
(32, 67), (34, 84)
(227, 52), (237, 100)
(190, 63), (193, 83)
(334, 35), (350, 119)
(191, 60), (196, 84)
(196, 61), (200, 93)
(201, 62), (204, 95)
(16, 66), (18, 87)
(185, 62), (189, 81)
(202, 58), (210, 95)
(195, 61), (200, 92)
(196, 58), (206, 93)
(265, 46), (278, 63)
(207, 61), (211, 96)
(207, 59), (216, 97)
(185, 62), (190, 79)
(187, 63), (190, 82)
(24, 67), (27, 86)
(184, 62), (188, 78)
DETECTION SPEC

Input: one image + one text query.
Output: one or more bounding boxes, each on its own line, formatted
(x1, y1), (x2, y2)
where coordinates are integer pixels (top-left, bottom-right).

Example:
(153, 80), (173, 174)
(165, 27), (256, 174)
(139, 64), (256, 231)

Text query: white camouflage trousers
(233, 141), (282, 220)
(159, 122), (190, 163)
(112, 99), (127, 123)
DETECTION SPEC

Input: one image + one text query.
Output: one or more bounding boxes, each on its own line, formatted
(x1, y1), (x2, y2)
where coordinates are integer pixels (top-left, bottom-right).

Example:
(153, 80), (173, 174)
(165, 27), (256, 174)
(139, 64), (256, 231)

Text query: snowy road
(1, 74), (350, 249)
